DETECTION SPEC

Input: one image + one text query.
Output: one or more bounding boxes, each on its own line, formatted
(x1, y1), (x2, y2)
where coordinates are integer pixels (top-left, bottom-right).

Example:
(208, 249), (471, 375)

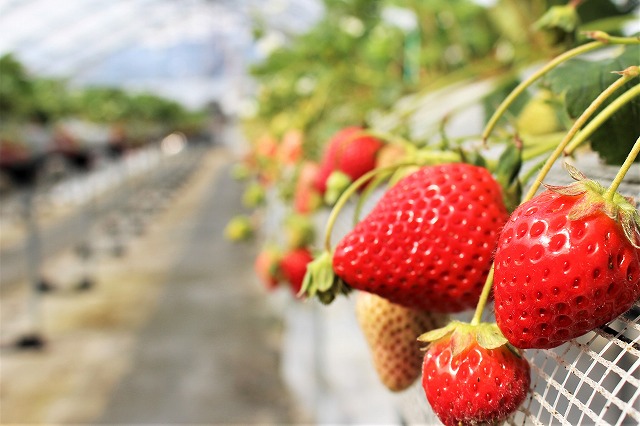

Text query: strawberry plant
(412, 31), (638, 424)
(234, 1), (640, 422)
(485, 59), (640, 350)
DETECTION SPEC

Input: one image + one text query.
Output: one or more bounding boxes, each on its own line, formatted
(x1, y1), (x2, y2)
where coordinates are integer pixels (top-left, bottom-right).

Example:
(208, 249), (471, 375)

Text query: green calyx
(324, 171), (353, 206)
(299, 250), (351, 304)
(417, 320), (515, 357)
(544, 163), (640, 248)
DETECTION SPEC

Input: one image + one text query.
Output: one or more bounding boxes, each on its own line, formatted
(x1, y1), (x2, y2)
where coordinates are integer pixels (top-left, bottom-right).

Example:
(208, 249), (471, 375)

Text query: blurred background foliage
(0, 53), (209, 149)
(244, 0), (639, 162)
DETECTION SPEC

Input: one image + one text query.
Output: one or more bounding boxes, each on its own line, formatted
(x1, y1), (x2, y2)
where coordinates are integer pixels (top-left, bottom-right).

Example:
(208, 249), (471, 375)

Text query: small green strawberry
(324, 170), (353, 205)
(283, 214), (316, 250)
(356, 291), (447, 392)
(419, 321), (531, 426)
(242, 181), (266, 208)
(224, 215), (254, 242)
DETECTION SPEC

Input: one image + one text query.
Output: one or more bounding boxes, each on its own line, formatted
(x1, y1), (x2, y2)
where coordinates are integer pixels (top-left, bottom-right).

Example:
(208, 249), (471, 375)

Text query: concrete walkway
(97, 155), (306, 424)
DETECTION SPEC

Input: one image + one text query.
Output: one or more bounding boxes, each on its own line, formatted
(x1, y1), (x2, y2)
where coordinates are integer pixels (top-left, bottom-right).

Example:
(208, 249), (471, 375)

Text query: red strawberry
(294, 161), (322, 214)
(254, 246), (282, 291)
(420, 322), (531, 426)
(280, 248), (314, 296)
(255, 133), (278, 159)
(314, 127), (383, 194)
(333, 163), (509, 312)
(493, 170), (640, 349)
(355, 291), (447, 392)
(278, 129), (304, 165)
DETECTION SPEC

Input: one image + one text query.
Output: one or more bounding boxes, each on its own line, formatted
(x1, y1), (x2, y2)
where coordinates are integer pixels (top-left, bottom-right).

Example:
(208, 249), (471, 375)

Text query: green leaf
(534, 5), (580, 33)
(482, 78), (531, 127)
(542, 45), (640, 164)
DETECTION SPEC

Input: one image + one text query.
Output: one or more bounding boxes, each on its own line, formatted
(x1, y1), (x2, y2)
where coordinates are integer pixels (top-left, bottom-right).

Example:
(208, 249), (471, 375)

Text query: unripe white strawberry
(355, 291), (447, 392)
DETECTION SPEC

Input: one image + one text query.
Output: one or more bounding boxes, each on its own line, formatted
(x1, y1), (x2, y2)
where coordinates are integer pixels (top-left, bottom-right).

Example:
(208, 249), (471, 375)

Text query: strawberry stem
(471, 265), (494, 326)
(362, 129), (414, 149)
(564, 80), (640, 156)
(604, 136), (640, 201)
(583, 31), (640, 45)
(482, 41), (603, 142)
(523, 68), (639, 201)
(482, 34), (639, 142)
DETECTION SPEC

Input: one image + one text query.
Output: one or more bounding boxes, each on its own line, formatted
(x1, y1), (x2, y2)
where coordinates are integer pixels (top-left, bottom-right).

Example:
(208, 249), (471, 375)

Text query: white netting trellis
(512, 306), (640, 426)
(260, 152), (640, 425)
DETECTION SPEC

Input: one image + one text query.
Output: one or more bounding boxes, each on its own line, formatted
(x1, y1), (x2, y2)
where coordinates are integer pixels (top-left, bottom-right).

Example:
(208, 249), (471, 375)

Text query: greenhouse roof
(0, 0), (322, 108)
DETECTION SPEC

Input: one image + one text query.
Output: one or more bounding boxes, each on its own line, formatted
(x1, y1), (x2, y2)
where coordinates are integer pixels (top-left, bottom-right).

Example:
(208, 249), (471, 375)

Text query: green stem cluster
(482, 33), (640, 142)
(524, 67), (639, 200)
(482, 40), (604, 142)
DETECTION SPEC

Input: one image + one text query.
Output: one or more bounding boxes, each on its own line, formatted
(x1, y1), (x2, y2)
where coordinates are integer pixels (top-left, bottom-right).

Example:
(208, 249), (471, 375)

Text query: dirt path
(0, 145), (307, 424)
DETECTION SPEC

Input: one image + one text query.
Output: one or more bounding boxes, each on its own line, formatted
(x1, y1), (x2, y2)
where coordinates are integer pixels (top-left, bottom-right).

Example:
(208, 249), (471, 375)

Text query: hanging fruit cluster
(226, 1), (640, 424)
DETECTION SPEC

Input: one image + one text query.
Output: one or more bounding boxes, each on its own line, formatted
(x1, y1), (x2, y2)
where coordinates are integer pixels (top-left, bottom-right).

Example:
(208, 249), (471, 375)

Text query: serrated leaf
(541, 44), (640, 164)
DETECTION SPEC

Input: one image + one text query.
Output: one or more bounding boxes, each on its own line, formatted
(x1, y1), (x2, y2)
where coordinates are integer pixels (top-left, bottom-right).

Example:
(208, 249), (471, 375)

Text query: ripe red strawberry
(254, 133), (278, 160)
(254, 246), (282, 291)
(333, 163), (509, 312)
(355, 291), (447, 392)
(493, 172), (640, 349)
(314, 126), (383, 195)
(420, 322), (531, 426)
(280, 248), (314, 296)
(278, 129), (304, 165)
(293, 161), (322, 214)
